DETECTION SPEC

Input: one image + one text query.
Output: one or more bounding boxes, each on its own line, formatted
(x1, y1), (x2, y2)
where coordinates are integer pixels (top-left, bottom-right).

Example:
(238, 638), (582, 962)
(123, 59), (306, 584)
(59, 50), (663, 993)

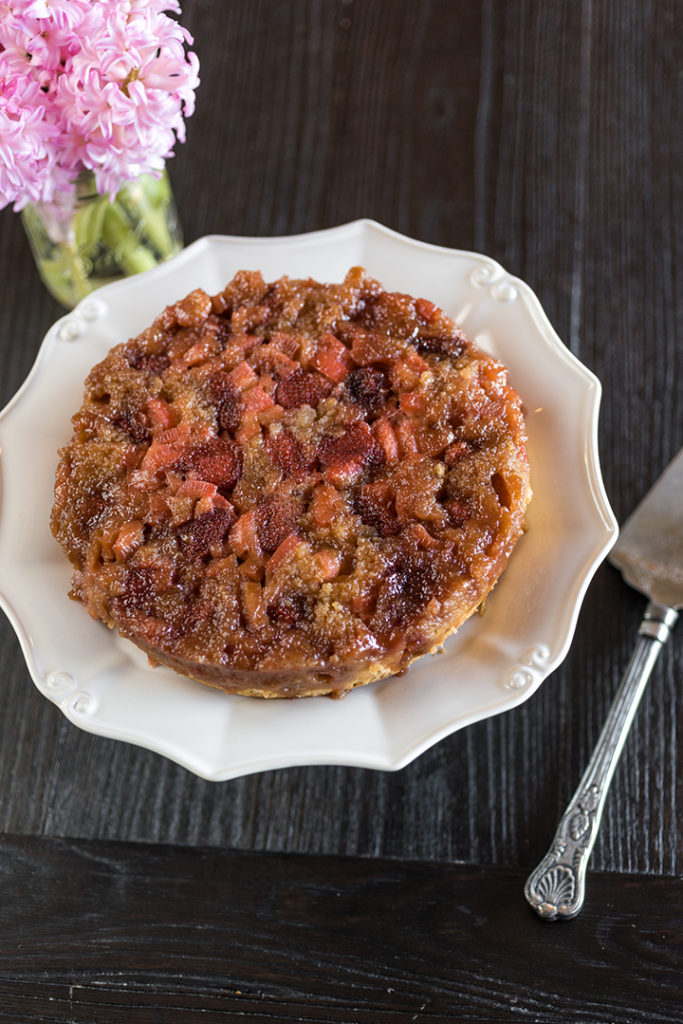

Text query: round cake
(51, 267), (531, 698)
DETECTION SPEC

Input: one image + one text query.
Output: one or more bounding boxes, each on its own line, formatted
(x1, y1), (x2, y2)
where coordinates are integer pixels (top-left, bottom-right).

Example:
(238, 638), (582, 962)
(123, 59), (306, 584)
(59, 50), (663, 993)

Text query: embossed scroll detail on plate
(505, 644), (551, 690)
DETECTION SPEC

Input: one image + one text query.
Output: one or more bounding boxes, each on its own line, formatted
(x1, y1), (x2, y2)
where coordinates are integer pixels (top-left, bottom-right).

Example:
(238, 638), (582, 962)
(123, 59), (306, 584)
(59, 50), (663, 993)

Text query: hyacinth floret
(0, 0), (199, 210)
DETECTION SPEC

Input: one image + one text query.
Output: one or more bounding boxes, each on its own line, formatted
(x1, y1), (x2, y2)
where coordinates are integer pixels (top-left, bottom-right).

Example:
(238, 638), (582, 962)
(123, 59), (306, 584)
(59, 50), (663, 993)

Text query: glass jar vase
(21, 168), (183, 309)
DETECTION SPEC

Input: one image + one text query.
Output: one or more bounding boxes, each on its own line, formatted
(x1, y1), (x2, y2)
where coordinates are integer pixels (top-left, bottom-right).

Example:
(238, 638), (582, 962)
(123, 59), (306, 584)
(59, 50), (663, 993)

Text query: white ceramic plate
(0, 221), (617, 780)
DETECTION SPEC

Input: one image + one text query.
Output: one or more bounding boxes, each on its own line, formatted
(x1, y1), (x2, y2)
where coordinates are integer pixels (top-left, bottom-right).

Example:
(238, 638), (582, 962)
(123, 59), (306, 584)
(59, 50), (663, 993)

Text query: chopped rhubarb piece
(177, 479), (218, 500)
(444, 440), (471, 465)
(313, 547), (342, 582)
(309, 483), (345, 528)
(252, 345), (299, 378)
(242, 384), (275, 414)
(147, 397), (175, 430)
(275, 369), (333, 409)
(403, 349), (430, 374)
(113, 520), (145, 562)
(229, 509), (261, 559)
(174, 289), (212, 327)
(156, 423), (192, 448)
(228, 360), (259, 391)
(241, 579), (266, 630)
(267, 531), (302, 572)
(412, 424), (453, 457)
(180, 335), (218, 368)
(399, 390), (427, 416)
(389, 349), (430, 391)
(395, 418), (419, 456)
(236, 412), (261, 446)
(373, 417), (399, 463)
(258, 404), (284, 427)
(266, 428), (314, 480)
(224, 333), (262, 358)
(269, 332), (300, 358)
(406, 522), (440, 548)
(415, 297), (438, 321)
(141, 442), (179, 473)
(310, 332), (354, 383)
(239, 555), (263, 581)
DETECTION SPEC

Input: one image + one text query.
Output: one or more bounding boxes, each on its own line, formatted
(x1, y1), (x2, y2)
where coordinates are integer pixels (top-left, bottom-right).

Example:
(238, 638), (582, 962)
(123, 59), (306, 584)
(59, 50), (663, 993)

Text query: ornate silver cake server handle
(524, 602), (678, 920)
(526, 449), (683, 920)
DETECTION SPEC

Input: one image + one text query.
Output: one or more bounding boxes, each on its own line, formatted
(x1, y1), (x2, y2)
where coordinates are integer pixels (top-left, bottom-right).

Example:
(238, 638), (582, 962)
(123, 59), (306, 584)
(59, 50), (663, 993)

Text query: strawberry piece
(177, 506), (233, 560)
(192, 437), (243, 490)
(128, 352), (170, 376)
(112, 408), (150, 445)
(354, 482), (400, 537)
(257, 494), (300, 553)
(275, 369), (333, 409)
(205, 372), (243, 435)
(310, 332), (354, 383)
(266, 591), (307, 626)
(266, 429), (314, 480)
(344, 366), (388, 414)
(443, 498), (471, 527)
(317, 422), (382, 486)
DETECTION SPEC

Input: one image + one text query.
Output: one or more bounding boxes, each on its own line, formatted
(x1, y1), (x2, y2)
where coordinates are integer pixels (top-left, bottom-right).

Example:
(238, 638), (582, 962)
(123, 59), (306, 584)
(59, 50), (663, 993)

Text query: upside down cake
(51, 267), (531, 698)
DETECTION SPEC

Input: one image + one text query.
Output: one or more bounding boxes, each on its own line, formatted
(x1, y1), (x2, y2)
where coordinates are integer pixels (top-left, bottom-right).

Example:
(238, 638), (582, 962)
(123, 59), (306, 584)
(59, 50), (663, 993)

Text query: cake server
(525, 448), (682, 920)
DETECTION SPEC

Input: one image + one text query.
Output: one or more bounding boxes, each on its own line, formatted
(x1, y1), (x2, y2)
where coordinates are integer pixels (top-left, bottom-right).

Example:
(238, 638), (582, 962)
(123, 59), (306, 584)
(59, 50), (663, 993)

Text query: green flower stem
(118, 175), (177, 259)
(101, 200), (158, 275)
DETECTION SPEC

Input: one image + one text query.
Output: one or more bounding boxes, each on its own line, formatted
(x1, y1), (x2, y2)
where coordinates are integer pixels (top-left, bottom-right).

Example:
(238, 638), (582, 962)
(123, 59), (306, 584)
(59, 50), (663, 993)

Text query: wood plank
(0, 0), (679, 879)
(0, 835), (681, 1023)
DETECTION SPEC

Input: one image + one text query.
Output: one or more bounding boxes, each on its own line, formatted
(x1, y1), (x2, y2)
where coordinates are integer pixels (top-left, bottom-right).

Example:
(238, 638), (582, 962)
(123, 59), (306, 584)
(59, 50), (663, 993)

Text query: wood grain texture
(0, 0), (681, 877)
(0, 835), (681, 1024)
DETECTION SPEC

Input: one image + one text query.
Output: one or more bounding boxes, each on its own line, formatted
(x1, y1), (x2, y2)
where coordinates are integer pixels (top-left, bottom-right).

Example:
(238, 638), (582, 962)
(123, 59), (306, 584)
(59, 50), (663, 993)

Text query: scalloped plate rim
(0, 222), (618, 780)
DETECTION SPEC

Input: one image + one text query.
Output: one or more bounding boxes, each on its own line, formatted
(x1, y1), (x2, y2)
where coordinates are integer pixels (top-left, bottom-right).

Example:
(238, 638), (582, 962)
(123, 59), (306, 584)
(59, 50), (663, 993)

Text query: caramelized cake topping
(51, 268), (531, 697)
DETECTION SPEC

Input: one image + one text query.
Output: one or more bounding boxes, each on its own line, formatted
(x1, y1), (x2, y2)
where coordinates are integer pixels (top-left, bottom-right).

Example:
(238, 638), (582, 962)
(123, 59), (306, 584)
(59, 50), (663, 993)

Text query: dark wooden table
(0, 2), (681, 1020)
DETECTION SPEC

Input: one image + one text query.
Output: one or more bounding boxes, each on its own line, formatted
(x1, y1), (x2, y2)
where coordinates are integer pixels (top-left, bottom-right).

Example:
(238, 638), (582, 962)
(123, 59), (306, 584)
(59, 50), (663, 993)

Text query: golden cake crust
(51, 268), (531, 698)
